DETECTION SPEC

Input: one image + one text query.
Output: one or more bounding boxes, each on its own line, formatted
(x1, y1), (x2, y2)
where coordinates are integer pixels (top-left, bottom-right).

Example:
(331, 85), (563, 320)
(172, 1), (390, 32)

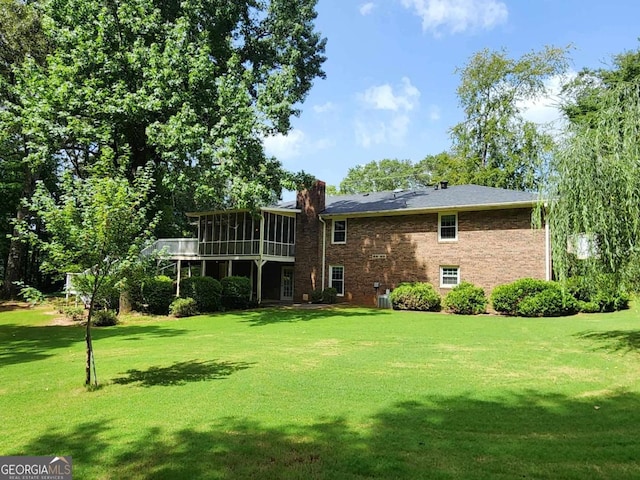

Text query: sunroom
(143, 207), (299, 303)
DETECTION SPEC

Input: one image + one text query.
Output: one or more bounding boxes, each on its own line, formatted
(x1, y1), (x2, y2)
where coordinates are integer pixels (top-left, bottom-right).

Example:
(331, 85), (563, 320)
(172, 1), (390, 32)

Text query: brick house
(146, 180), (550, 306)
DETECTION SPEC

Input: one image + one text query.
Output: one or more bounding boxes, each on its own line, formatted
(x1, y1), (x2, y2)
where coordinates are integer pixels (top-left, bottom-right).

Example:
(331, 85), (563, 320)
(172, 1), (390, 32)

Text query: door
(280, 266), (294, 301)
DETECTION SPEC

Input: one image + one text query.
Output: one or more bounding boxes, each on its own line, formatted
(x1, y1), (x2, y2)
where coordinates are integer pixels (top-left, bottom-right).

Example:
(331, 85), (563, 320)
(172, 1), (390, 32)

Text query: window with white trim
(332, 219), (347, 244)
(438, 213), (458, 241)
(329, 265), (345, 296)
(440, 266), (460, 288)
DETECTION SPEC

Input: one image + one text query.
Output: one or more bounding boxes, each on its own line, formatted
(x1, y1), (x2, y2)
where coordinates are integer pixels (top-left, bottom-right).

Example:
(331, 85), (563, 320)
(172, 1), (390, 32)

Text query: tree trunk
(85, 303), (94, 386)
(119, 290), (132, 314)
(2, 205), (28, 299)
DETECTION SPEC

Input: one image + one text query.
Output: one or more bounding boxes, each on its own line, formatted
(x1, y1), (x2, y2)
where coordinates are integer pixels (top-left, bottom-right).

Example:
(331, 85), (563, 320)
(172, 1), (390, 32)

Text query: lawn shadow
(0, 323), (189, 367)
(19, 391), (640, 479)
(112, 359), (254, 387)
(576, 329), (640, 354)
(241, 306), (390, 327)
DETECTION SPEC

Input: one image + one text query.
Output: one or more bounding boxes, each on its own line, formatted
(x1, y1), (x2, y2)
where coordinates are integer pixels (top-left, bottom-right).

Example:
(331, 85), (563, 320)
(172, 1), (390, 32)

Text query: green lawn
(1, 303), (639, 479)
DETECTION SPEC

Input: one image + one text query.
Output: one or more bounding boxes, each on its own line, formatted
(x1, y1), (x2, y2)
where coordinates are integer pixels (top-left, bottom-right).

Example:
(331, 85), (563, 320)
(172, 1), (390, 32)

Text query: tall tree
(547, 47), (640, 290)
(0, 0), (53, 298)
(33, 167), (157, 386)
(450, 46), (569, 191)
(338, 159), (430, 194)
(13, 0), (326, 225)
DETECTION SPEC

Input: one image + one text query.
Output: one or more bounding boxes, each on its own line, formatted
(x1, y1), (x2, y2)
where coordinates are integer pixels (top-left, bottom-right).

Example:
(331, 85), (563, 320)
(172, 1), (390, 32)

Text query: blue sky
(265, 0), (640, 197)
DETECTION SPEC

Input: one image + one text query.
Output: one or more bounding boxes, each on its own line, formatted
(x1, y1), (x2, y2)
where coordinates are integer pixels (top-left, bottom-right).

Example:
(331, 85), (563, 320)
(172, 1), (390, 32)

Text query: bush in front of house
(169, 297), (198, 317)
(310, 288), (324, 303)
(443, 282), (487, 315)
(491, 278), (577, 317)
(179, 276), (222, 312)
(221, 276), (252, 310)
(92, 309), (118, 326)
(322, 287), (338, 304)
(141, 275), (175, 315)
(565, 274), (629, 313)
(390, 282), (441, 312)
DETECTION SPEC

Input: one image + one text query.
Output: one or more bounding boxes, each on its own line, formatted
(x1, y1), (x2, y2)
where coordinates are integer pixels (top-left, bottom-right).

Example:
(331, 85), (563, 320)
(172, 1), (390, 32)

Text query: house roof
(281, 184), (540, 217)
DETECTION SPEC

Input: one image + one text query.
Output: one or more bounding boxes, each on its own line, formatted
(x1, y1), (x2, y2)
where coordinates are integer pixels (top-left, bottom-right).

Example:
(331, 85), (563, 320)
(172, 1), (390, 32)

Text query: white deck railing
(141, 238), (200, 258)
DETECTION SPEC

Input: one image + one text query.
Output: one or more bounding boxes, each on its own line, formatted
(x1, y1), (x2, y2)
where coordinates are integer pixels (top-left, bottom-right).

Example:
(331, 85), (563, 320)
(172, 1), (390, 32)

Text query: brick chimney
(296, 180), (326, 215)
(294, 180), (326, 302)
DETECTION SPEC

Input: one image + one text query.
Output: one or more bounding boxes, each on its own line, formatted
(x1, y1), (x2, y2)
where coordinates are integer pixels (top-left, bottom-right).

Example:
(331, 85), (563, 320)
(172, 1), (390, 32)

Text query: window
(329, 265), (345, 296)
(332, 219), (347, 244)
(440, 266), (460, 288)
(438, 213), (457, 241)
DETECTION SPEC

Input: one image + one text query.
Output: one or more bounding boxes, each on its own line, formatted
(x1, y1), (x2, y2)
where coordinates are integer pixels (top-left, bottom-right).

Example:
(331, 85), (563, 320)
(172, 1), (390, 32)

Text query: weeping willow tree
(547, 78), (640, 290)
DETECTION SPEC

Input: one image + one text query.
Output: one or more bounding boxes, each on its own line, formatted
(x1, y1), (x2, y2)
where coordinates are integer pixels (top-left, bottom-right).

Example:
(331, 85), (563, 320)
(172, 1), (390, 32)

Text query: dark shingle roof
(277, 184), (539, 215)
(312, 185), (538, 216)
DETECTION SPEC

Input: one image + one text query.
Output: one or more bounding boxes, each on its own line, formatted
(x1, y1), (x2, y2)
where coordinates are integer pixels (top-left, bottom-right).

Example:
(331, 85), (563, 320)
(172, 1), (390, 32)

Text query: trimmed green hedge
(221, 276), (252, 310)
(390, 282), (441, 312)
(170, 297), (198, 318)
(141, 276), (175, 315)
(179, 276), (222, 312)
(443, 282), (487, 315)
(491, 278), (577, 317)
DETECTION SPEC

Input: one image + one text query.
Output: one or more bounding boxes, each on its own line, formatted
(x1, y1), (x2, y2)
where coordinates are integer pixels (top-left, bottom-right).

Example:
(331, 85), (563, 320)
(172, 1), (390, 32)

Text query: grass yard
(1, 303), (639, 479)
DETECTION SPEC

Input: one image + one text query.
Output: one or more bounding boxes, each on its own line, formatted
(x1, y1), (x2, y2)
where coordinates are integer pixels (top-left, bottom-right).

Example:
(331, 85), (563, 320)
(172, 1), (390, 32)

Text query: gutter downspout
(544, 208), (551, 281)
(319, 215), (327, 290)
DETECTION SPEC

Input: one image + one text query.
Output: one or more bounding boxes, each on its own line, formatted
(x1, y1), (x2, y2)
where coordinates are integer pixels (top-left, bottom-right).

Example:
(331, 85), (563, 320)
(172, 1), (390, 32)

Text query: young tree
(450, 46), (569, 191)
(33, 166), (157, 386)
(548, 47), (640, 289)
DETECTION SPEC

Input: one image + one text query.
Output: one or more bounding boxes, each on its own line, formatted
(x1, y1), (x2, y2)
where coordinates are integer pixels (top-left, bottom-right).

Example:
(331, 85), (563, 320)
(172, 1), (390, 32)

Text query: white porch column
(176, 259), (182, 297)
(201, 260), (206, 276)
(228, 260), (233, 277)
(254, 259), (267, 304)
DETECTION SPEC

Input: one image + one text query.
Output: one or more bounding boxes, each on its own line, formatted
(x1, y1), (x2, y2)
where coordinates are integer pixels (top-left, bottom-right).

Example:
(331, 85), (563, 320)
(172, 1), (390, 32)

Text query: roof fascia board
(186, 206), (301, 217)
(319, 200), (539, 219)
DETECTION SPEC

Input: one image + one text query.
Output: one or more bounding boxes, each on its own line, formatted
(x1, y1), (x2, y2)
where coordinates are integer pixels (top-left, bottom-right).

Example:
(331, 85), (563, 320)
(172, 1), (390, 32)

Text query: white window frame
(440, 266), (460, 288)
(332, 219), (347, 244)
(329, 265), (345, 296)
(438, 212), (458, 242)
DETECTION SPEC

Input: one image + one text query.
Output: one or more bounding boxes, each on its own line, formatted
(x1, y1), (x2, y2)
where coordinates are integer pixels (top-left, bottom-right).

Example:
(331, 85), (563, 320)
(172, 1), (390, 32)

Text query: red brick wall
(323, 208), (546, 306)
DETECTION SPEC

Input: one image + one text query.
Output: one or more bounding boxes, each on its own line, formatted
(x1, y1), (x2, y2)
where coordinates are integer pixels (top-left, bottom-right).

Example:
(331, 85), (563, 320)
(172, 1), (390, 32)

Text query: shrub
(443, 282), (487, 315)
(169, 297), (198, 318)
(516, 288), (577, 317)
(180, 276), (222, 312)
(577, 300), (601, 313)
(141, 275), (175, 315)
(15, 282), (45, 307)
(390, 282), (441, 312)
(322, 287), (338, 304)
(310, 289), (324, 303)
(492, 278), (577, 317)
(63, 305), (85, 322)
(92, 309), (118, 326)
(490, 278), (550, 315)
(564, 274), (630, 312)
(221, 276), (251, 310)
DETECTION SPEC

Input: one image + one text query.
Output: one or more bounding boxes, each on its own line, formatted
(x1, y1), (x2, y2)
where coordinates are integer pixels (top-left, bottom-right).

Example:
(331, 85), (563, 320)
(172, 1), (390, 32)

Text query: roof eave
(319, 200), (540, 218)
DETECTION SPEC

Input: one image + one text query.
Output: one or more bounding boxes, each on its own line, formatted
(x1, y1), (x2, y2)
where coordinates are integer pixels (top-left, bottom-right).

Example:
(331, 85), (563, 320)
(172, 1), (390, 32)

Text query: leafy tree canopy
(450, 46), (570, 191)
(338, 158), (430, 194)
(547, 45), (640, 290)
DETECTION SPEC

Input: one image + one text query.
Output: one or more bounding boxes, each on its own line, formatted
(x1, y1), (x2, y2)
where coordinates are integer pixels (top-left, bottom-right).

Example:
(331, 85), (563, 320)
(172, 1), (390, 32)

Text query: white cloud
(401, 0), (508, 36)
(313, 101), (336, 113)
(263, 129), (334, 160)
(359, 77), (420, 112)
(359, 2), (375, 15)
(428, 105), (441, 121)
(355, 77), (421, 148)
(263, 129), (305, 160)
